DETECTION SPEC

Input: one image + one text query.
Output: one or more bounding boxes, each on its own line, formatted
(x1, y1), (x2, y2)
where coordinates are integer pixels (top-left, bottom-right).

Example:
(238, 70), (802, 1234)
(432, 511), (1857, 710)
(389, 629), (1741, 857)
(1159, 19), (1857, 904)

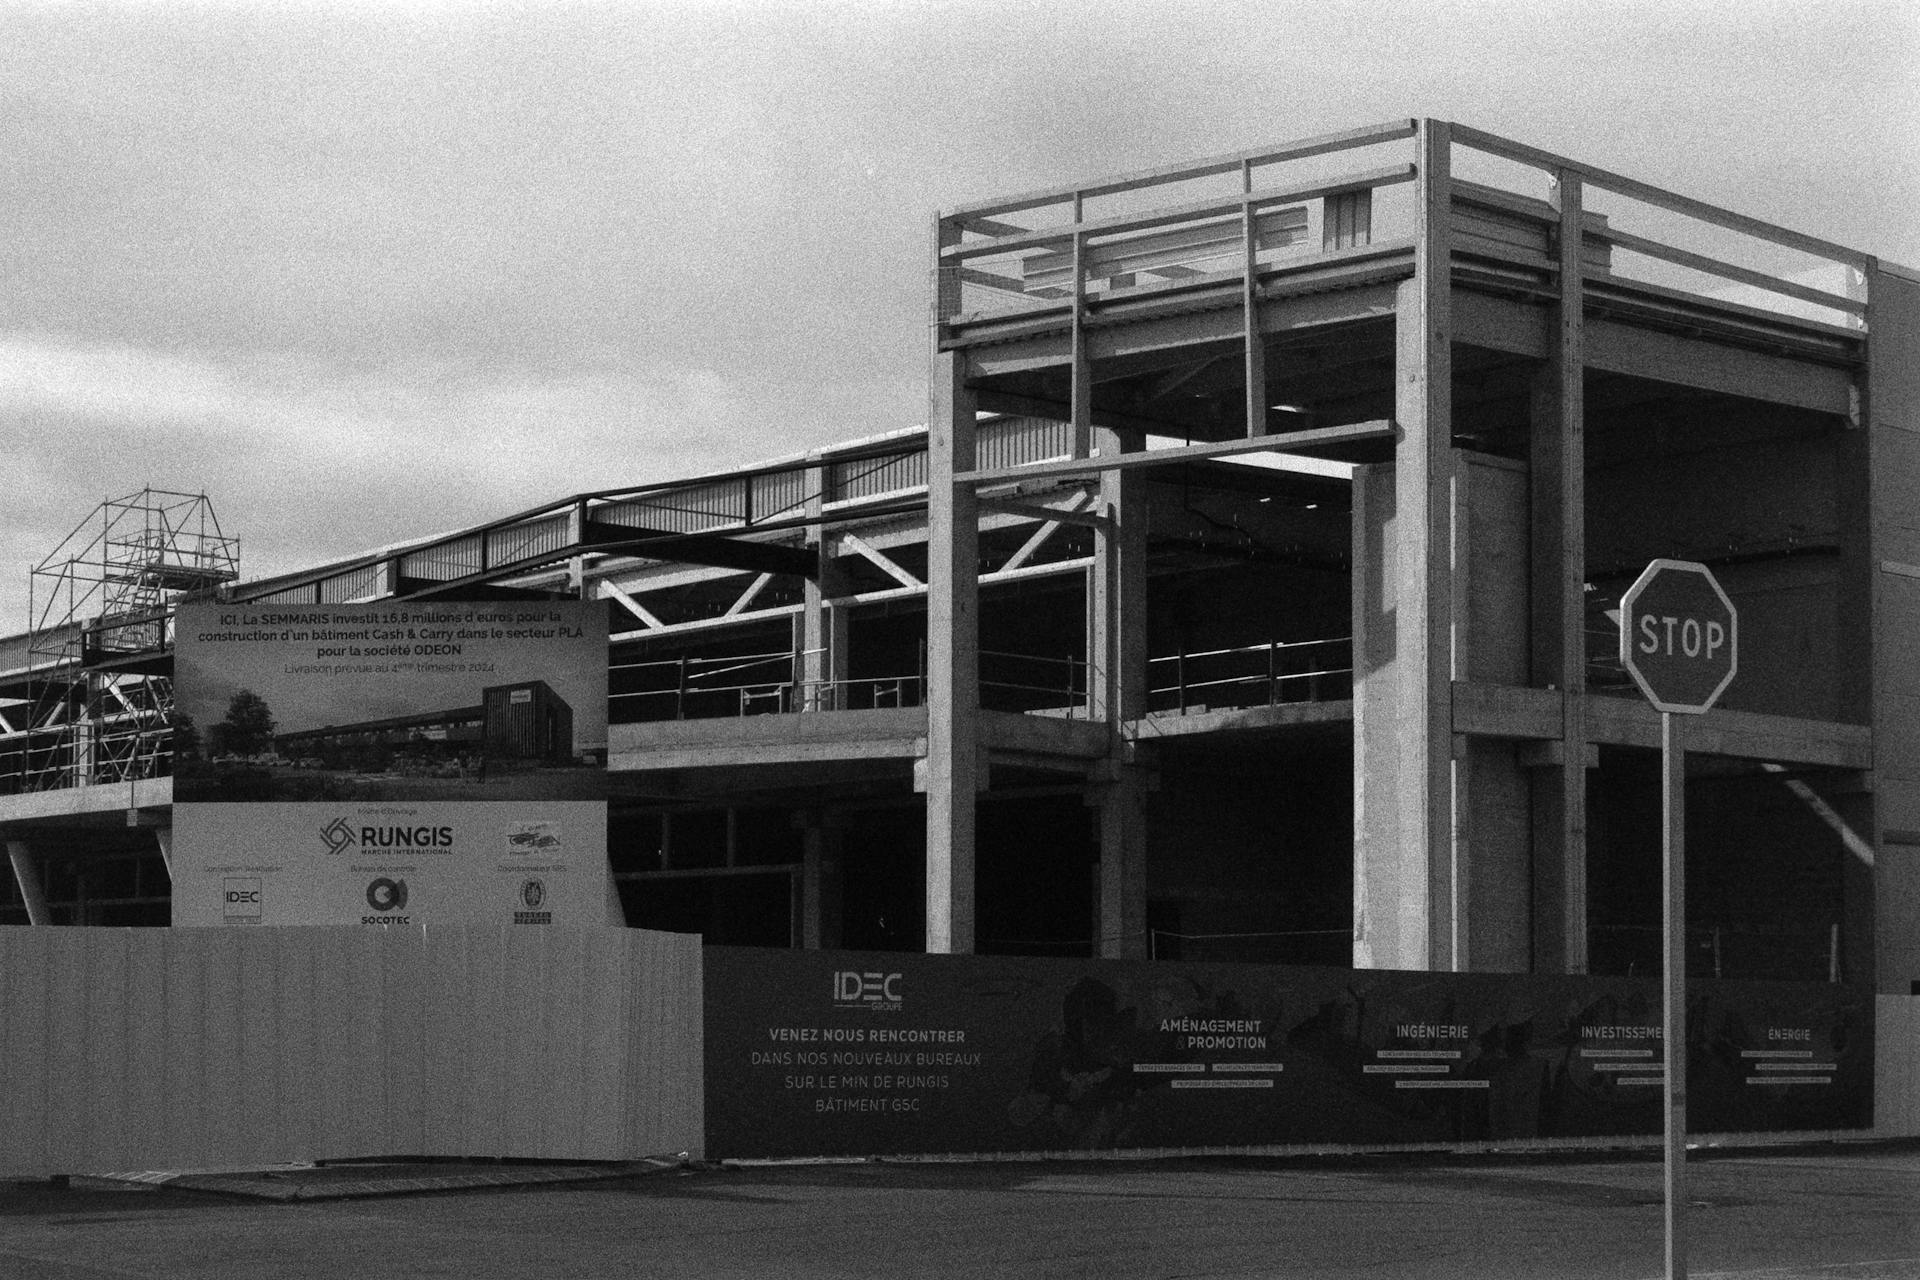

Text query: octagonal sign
(1618, 559), (1738, 714)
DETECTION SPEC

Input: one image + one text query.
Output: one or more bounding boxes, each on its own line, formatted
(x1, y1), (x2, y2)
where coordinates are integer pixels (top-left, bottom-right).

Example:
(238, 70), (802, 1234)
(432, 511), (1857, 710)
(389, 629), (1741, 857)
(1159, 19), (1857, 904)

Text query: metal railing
(979, 648), (1086, 717)
(607, 636), (1354, 725)
(610, 650), (929, 722)
(610, 650), (796, 721)
(1147, 636), (1353, 714)
(1150, 927), (1353, 966)
(1591, 922), (1849, 984)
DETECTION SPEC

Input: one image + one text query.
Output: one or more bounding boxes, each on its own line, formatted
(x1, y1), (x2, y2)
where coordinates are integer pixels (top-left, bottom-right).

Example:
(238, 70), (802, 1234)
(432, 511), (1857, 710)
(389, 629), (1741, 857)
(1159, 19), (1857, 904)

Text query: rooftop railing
(936, 119), (1871, 337)
(936, 120), (1419, 325)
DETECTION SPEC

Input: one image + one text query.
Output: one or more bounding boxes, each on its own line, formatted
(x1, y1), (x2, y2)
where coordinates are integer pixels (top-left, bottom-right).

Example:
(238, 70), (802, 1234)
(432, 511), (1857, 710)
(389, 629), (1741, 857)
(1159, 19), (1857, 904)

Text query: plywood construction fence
(0, 925), (703, 1179)
(1874, 996), (1920, 1139)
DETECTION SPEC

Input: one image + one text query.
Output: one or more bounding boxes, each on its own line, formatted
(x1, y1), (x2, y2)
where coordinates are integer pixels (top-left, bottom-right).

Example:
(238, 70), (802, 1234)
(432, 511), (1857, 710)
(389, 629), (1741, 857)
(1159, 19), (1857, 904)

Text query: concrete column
(1088, 427), (1147, 722)
(1866, 263), (1920, 995)
(1350, 119), (1455, 972)
(1091, 772), (1149, 958)
(78, 676), (103, 786)
(1089, 424), (1148, 958)
(799, 814), (843, 951)
(7, 840), (50, 926)
(925, 344), (980, 954)
(799, 462), (850, 712)
(796, 589), (848, 713)
(1528, 171), (1591, 974)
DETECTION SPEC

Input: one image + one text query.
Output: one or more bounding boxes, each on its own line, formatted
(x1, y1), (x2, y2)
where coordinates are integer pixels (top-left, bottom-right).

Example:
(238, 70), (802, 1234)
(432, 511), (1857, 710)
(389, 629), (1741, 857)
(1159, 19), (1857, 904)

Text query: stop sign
(1618, 559), (1738, 714)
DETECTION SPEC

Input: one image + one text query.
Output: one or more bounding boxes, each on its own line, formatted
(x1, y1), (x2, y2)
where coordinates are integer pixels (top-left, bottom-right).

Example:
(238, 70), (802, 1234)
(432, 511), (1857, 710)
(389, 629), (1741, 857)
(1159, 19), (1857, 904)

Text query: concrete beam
(1453, 289), (1854, 416)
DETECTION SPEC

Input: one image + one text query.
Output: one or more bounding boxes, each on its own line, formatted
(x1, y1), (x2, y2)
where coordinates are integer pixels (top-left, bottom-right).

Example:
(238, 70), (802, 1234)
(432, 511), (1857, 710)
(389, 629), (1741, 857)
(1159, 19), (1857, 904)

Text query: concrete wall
(1588, 421), (1847, 722)
(0, 925), (703, 1178)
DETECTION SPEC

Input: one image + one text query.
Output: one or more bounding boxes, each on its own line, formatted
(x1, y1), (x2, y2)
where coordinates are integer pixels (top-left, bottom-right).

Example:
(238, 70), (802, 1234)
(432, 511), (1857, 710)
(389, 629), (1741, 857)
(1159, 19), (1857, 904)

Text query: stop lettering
(1634, 613), (1728, 662)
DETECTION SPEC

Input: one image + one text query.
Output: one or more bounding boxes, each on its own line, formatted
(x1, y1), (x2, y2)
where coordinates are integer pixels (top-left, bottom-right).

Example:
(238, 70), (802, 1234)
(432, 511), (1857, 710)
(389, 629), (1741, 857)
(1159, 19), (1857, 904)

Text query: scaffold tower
(21, 489), (239, 791)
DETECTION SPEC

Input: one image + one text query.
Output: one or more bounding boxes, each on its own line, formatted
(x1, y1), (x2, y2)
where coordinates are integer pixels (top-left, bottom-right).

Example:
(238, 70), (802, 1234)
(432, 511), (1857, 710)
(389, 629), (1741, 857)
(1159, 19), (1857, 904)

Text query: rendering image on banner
(172, 599), (606, 803)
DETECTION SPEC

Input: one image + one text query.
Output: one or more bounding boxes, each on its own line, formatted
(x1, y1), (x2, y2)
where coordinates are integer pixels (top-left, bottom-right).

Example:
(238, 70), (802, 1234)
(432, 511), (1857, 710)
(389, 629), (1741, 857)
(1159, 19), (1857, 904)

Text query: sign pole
(1662, 709), (1686, 1280)
(1617, 556), (1735, 1280)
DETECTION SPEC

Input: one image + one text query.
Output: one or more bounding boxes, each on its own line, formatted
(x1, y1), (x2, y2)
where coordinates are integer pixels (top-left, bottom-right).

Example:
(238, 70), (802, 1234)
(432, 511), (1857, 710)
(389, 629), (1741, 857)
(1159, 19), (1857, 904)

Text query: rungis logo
(320, 817), (356, 855)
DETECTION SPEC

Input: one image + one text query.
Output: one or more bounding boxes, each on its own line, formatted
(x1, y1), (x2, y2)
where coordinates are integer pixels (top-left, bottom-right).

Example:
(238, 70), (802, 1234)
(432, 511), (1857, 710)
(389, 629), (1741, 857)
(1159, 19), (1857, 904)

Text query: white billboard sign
(172, 599), (615, 928)
(171, 800), (607, 927)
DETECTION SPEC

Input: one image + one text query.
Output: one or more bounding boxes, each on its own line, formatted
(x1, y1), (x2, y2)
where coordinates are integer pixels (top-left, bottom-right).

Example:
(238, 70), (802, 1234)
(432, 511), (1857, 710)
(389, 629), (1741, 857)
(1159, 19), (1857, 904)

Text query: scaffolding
(17, 490), (239, 792)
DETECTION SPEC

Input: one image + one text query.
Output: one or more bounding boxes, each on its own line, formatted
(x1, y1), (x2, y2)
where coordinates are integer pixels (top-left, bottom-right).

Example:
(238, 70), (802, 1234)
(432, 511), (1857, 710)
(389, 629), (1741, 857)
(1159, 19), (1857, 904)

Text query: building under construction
(1, 121), (1914, 1013)
(268, 680), (577, 766)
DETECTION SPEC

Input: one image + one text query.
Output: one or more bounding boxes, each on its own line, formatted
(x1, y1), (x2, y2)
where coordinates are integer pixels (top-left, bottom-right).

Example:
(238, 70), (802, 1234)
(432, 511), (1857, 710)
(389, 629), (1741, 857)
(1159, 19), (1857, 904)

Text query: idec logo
(832, 970), (903, 1011)
(222, 877), (262, 922)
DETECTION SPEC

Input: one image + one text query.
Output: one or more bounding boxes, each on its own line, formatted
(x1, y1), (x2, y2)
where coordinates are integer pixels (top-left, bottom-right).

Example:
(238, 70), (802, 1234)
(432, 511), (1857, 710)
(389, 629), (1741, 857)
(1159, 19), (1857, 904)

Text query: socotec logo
(363, 877), (411, 925)
(832, 971), (903, 1011)
(320, 817), (356, 855)
(222, 877), (262, 922)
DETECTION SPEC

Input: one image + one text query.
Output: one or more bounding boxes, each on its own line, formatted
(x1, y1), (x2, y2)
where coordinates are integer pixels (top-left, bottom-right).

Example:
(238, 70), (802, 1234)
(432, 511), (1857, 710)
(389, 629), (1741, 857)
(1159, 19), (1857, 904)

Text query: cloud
(0, 334), (914, 630)
(0, 0), (1912, 641)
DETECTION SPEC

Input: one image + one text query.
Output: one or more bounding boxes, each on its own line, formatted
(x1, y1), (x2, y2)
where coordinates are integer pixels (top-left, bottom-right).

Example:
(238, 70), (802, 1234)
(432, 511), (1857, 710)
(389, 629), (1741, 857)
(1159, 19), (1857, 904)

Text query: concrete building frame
(0, 120), (1912, 1006)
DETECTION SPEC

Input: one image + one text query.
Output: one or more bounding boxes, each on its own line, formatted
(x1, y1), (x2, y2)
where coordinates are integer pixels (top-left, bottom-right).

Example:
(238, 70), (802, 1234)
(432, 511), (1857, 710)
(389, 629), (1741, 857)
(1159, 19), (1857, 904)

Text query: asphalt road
(2, 1145), (1916, 1279)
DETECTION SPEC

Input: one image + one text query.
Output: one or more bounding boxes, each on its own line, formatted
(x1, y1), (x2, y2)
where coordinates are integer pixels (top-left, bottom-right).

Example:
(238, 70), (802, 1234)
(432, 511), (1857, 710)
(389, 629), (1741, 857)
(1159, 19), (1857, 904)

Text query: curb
(74, 1154), (689, 1202)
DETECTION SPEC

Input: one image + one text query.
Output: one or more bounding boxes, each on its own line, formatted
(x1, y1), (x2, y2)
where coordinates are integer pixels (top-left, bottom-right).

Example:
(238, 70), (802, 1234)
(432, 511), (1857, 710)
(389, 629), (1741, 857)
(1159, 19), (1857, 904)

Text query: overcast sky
(2, 0), (1915, 635)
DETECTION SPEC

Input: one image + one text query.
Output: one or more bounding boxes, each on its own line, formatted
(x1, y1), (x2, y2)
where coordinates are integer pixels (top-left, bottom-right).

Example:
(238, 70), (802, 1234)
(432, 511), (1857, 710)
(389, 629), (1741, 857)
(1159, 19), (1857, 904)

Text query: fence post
(1177, 646), (1187, 713)
(676, 657), (688, 720)
(1268, 640), (1278, 706)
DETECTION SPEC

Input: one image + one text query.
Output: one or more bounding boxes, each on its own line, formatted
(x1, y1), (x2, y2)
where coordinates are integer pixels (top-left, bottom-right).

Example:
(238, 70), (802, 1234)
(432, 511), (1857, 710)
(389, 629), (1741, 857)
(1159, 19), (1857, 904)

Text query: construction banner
(704, 948), (1872, 1157)
(170, 598), (613, 927)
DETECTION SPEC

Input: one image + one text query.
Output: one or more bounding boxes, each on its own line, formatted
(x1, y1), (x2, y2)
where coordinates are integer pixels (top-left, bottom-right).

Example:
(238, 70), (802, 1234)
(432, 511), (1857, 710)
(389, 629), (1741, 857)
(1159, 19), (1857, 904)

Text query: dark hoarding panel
(703, 949), (1871, 1159)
